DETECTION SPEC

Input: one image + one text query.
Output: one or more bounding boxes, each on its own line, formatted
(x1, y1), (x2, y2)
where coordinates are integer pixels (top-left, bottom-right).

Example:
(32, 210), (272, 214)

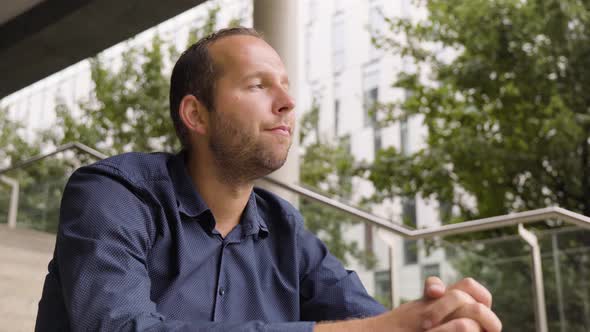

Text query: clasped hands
(316, 276), (501, 331)
(378, 276), (502, 331)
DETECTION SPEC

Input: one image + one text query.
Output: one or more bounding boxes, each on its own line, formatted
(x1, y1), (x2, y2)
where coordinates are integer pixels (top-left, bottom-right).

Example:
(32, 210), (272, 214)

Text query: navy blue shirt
(36, 152), (386, 331)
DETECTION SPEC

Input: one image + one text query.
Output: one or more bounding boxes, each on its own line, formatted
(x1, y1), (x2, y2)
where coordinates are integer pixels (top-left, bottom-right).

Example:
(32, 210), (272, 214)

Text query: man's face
(206, 35), (295, 181)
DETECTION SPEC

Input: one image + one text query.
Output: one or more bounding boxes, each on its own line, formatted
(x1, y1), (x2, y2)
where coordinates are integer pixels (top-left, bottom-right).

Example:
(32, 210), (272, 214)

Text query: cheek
(220, 93), (254, 114)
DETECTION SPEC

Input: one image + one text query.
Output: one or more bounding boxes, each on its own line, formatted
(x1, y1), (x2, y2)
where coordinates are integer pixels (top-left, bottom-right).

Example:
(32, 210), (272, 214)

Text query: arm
(295, 218), (500, 332)
(312, 286), (501, 332)
(296, 225), (386, 321)
(54, 165), (313, 332)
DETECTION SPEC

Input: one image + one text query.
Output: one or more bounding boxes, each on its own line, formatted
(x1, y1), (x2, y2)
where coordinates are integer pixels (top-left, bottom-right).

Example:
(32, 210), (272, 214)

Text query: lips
(267, 125), (291, 137)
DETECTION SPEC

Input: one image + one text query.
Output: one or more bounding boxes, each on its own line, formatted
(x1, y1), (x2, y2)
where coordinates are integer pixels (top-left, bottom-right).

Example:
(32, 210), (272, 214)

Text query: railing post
(518, 224), (548, 332)
(0, 175), (19, 229)
(552, 233), (567, 332)
(377, 229), (400, 308)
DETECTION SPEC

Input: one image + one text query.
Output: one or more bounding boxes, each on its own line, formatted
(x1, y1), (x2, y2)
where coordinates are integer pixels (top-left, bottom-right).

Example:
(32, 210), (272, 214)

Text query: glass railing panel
(538, 226), (590, 332)
(289, 190), (590, 332)
(0, 183), (10, 225)
(436, 232), (536, 331)
(412, 223), (590, 332)
(0, 151), (100, 233)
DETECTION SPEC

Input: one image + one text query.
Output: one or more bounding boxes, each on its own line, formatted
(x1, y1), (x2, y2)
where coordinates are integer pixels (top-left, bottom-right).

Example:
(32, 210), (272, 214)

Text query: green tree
(369, 0), (590, 330)
(0, 110), (75, 232)
(45, 3), (242, 155)
(299, 100), (376, 270)
(0, 110), (40, 167)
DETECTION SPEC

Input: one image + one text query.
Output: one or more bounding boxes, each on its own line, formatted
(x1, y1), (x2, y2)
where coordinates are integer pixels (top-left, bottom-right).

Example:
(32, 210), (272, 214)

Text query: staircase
(0, 224), (54, 331)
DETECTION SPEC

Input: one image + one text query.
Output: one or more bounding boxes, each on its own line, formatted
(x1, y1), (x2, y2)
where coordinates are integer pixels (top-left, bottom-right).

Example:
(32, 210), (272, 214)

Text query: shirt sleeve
(296, 221), (387, 322)
(50, 165), (314, 332)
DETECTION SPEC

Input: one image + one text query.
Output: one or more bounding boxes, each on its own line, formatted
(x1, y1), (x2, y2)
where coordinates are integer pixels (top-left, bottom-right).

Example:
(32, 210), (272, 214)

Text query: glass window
(308, 0), (318, 22)
(368, 5), (385, 61)
(374, 270), (392, 307)
(363, 87), (379, 127)
(400, 117), (409, 155)
(334, 99), (340, 136)
(402, 197), (418, 265)
(402, 197), (417, 227)
(404, 239), (418, 265)
(374, 128), (382, 155)
(421, 264), (441, 282)
(305, 27), (313, 81)
(332, 16), (346, 73)
(439, 200), (453, 224)
(333, 0), (345, 14)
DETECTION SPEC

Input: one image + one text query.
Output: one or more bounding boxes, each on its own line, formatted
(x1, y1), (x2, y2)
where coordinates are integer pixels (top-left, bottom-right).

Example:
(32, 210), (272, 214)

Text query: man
(36, 27), (501, 331)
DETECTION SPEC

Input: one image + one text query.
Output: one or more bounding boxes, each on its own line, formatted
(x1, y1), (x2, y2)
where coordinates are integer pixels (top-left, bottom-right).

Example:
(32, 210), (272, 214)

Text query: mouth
(266, 125), (291, 137)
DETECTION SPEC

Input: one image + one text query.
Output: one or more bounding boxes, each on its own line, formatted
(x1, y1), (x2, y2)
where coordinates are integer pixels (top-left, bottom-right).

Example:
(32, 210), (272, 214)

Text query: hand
(420, 276), (499, 331)
(423, 277), (492, 309)
(380, 287), (501, 332)
(315, 277), (501, 332)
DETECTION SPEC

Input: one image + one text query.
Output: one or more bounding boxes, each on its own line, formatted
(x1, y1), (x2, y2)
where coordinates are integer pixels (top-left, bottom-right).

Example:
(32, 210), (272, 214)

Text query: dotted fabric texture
(35, 152), (386, 331)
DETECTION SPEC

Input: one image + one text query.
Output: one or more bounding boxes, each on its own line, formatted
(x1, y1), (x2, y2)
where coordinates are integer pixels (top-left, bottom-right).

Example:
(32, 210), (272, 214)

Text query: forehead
(208, 35), (286, 77)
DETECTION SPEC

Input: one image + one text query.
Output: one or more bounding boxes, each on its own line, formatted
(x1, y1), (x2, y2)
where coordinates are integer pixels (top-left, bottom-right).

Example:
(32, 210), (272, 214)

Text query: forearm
(314, 316), (380, 332)
(104, 318), (315, 332)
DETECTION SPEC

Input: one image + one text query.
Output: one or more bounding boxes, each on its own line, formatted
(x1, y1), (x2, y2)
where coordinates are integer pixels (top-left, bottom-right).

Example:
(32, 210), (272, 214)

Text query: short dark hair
(169, 26), (262, 149)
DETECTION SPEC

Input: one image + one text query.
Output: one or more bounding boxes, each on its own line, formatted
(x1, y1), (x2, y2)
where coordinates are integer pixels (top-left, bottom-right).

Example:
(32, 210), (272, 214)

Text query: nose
(273, 85), (296, 114)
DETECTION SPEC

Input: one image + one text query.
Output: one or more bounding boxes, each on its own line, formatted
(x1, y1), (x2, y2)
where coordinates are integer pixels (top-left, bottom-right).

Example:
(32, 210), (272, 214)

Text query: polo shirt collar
(169, 151), (269, 238)
(240, 191), (269, 239)
(169, 150), (209, 218)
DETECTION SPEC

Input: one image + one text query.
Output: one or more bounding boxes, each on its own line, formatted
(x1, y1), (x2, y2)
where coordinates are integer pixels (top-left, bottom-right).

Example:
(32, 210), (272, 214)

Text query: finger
(449, 277), (493, 308)
(448, 302), (502, 332)
(426, 318), (482, 332)
(422, 289), (476, 329)
(423, 276), (446, 300)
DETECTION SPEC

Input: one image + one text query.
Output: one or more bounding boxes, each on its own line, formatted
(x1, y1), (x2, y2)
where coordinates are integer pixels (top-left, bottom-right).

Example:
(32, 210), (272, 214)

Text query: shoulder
(79, 151), (175, 184)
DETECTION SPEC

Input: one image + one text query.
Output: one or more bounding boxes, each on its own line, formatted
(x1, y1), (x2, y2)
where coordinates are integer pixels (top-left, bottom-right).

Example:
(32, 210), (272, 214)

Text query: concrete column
(253, 0), (301, 205)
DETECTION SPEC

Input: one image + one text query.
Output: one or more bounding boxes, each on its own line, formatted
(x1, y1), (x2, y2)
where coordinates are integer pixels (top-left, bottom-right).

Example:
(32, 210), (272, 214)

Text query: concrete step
(0, 224), (55, 332)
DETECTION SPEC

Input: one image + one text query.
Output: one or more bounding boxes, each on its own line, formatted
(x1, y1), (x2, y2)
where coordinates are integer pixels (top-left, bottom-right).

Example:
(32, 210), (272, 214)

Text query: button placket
(213, 241), (229, 321)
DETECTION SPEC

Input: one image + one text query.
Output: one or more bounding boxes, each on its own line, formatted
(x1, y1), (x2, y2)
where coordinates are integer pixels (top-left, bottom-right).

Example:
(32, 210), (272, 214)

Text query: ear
(178, 94), (210, 136)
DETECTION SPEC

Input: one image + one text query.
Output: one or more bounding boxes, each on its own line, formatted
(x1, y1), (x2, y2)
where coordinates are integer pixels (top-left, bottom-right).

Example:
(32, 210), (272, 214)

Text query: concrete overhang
(0, 0), (205, 98)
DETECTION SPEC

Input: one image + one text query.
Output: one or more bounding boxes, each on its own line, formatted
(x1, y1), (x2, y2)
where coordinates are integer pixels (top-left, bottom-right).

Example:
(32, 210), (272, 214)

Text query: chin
(257, 151), (289, 174)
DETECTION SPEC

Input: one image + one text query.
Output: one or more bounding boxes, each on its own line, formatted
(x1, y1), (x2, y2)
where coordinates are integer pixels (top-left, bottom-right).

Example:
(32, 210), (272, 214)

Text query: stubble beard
(208, 112), (291, 185)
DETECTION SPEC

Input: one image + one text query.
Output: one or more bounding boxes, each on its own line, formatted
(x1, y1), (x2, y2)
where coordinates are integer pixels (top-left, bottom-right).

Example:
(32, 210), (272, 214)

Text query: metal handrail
(262, 176), (590, 239)
(0, 142), (107, 230)
(0, 142), (107, 175)
(3, 142), (589, 238)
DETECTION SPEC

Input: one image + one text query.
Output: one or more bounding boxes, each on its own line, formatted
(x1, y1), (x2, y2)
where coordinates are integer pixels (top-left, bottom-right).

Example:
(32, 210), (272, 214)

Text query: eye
(249, 83), (264, 90)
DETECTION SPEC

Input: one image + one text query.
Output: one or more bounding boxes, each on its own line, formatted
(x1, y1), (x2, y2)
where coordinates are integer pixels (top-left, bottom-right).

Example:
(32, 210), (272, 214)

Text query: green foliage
(371, 0), (590, 219)
(0, 110), (40, 166)
(299, 101), (376, 269)
(46, 32), (179, 154)
(0, 110), (78, 232)
(44, 3), (241, 155)
(369, 0), (590, 329)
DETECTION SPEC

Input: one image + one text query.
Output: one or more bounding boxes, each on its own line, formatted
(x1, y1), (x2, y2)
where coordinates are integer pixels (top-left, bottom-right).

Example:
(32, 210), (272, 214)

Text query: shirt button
(218, 287), (225, 296)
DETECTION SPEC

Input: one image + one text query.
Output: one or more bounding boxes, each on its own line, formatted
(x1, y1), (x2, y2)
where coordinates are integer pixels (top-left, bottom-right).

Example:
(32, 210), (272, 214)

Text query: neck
(186, 149), (253, 237)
